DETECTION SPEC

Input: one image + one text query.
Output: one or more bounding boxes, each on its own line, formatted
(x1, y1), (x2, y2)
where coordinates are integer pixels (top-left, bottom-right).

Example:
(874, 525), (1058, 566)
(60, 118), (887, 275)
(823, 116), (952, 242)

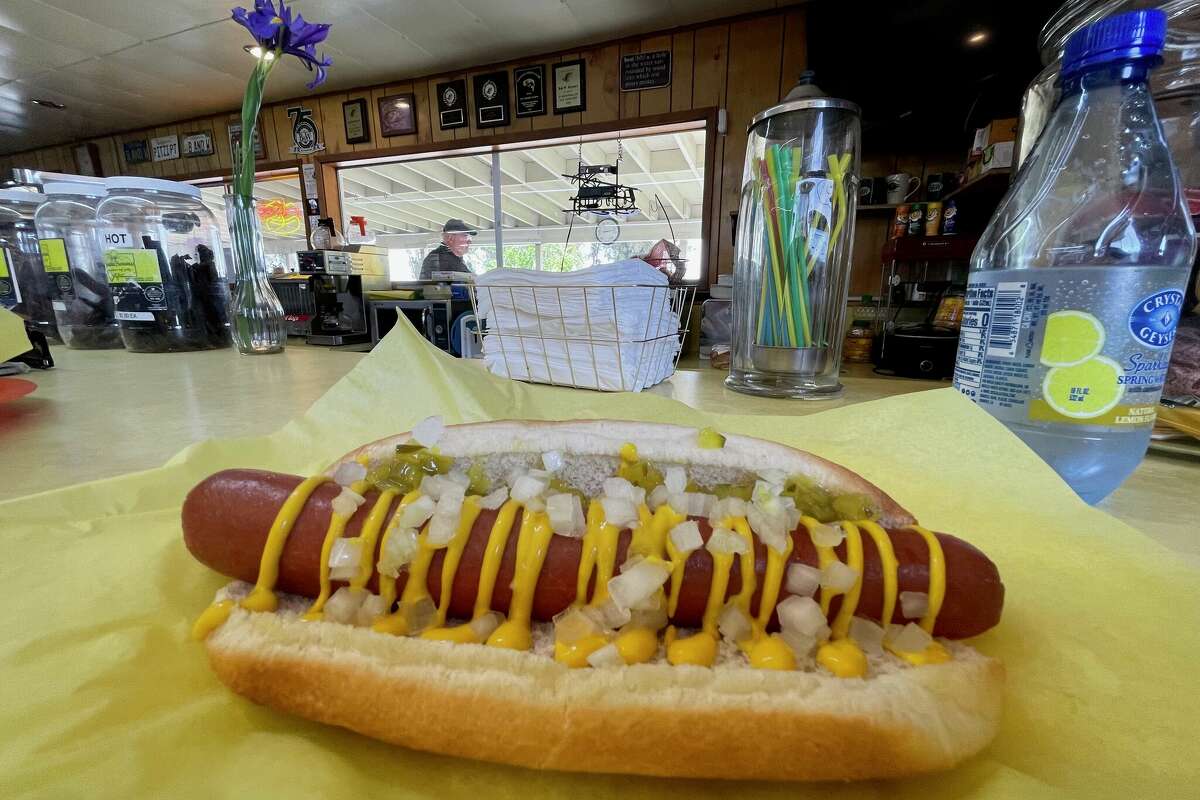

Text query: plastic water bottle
(952, 9), (1197, 504)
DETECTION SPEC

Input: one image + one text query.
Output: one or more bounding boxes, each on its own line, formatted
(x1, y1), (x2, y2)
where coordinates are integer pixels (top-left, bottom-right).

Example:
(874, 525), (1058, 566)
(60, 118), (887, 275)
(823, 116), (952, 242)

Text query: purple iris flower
(232, 0), (332, 89)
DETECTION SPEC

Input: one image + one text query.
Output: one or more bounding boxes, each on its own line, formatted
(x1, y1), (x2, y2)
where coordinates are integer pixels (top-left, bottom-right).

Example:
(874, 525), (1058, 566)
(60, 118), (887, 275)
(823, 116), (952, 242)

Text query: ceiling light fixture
(243, 44), (275, 60)
(966, 30), (989, 46)
(30, 98), (66, 110)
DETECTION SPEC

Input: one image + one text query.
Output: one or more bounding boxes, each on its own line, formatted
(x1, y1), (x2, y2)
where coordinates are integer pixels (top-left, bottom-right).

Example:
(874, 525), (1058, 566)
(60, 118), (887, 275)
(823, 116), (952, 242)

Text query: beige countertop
(3, 345), (1196, 564)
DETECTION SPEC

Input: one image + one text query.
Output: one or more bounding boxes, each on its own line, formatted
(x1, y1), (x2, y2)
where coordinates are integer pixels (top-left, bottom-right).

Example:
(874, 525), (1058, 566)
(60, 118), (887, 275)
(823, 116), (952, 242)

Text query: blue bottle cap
(1061, 9), (1166, 79)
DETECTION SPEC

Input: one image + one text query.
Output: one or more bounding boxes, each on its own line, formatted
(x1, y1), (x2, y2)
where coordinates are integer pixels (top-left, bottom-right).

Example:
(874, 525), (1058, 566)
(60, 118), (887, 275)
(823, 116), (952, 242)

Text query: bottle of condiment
(942, 199), (958, 234)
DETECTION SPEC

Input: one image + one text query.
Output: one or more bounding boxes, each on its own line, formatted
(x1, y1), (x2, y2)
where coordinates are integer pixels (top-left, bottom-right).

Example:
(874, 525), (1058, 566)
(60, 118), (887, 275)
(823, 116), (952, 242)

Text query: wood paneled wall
(0, 7), (810, 284)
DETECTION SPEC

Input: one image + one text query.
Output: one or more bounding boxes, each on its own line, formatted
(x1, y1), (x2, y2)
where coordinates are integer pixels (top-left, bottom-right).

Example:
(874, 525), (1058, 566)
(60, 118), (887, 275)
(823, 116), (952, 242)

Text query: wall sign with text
(621, 51), (672, 91)
(182, 131), (214, 157)
(288, 105), (324, 154)
(123, 139), (149, 165)
(553, 59), (586, 114)
(227, 121), (265, 160)
(150, 135), (179, 162)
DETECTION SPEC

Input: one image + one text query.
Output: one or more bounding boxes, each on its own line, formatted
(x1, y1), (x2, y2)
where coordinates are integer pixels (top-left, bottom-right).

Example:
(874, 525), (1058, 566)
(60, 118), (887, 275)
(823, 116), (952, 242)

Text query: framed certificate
(553, 59), (586, 114)
(514, 64), (546, 118)
(378, 93), (417, 137)
(343, 98), (370, 144)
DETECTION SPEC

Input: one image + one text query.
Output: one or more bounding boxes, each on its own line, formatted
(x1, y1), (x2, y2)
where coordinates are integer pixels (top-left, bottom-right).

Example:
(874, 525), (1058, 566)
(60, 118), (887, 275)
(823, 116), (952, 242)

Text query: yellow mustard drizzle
(829, 522), (864, 639)
(667, 514), (749, 667)
(486, 509), (554, 651)
(754, 533), (794, 630)
(574, 500), (620, 606)
(240, 475), (328, 613)
(427, 497), (483, 626)
(908, 525), (946, 633)
(857, 519), (899, 629)
(190, 599), (234, 640)
(302, 479), (376, 620)
(802, 515), (839, 617)
(473, 499), (521, 619)
(349, 489), (399, 591)
(372, 490), (423, 610)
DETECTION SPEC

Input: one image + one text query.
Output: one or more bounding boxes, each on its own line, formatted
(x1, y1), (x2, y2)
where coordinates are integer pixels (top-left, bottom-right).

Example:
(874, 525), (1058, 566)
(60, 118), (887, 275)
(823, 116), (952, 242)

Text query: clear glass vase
(225, 193), (286, 354)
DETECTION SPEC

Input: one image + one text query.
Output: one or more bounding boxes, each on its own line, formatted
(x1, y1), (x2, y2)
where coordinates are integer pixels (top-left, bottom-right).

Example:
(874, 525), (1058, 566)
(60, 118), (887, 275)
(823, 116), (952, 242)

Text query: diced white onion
(398, 495), (437, 528)
(435, 483), (466, 517)
(887, 622), (933, 654)
(849, 617), (886, 656)
(331, 460), (367, 487)
(670, 492), (715, 518)
(647, 484), (670, 511)
(705, 527), (748, 555)
(900, 591), (929, 620)
(426, 513), (459, 547)
(324, 586), (365, 624)
(592, 598), (632, 629)
(586, 642), (625, 668)
(510, 474), (548, 504)
(523, 495), (546, 513)
(526, 468), (551, 480)
(759, 468), (788, 486)
(444, 469), (471, 489)
(419, 474), (454, 501)
(629, 606), (668, 631)
(378, 527), (419, 577)
(541, 450), (564, 472)
(411, 415), (444, 447)
(331, 488), (365, 518)
(600, 496), (639, 528)
(717, 602), (752, 644)
(781, 628), (817, 660)
(747, 505), (788, 552)
(752, 479), (782, 507)
(478, 486), (509, 510)
(469, 611), (503, 640)
(602, 477), (635, 500)
(400, 596), (438, 635)
(811, 522), (845, 548)
(785, 563), (822, 597)
(607, 559), (671, 611)
(664, 466), (688, 494)
(355, 593), (390, 627)
(630, 590), (665, 612)
(547, 493), (586, 537)
(709, 496), (748, 523)
(553, 606), (605, 644)
(668, 520), (703, 554)
(776, 595), (829, 638)
(820, 560), (859, 593)
(328, 537), (363, 581)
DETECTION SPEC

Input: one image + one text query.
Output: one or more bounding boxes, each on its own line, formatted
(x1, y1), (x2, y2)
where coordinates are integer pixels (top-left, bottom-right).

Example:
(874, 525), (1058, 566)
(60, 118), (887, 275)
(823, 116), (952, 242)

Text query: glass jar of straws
(726, 95), (861, 398)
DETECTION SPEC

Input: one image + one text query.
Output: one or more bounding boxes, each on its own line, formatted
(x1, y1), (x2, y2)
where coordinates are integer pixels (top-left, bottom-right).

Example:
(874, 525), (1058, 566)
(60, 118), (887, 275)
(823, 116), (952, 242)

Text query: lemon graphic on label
(1040, 310), (1105, 367)
(1042, 356), (1125, 419)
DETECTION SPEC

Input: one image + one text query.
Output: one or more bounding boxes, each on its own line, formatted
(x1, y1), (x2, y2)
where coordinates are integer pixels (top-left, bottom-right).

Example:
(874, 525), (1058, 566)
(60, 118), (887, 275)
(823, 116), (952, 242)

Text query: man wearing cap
(419, 219), (477, 280)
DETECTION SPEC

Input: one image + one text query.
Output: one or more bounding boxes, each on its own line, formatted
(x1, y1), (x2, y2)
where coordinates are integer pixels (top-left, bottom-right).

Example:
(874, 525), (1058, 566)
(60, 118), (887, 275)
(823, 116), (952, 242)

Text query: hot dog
(184, 470), (1003, 638)
(186, 419), (1005, 781)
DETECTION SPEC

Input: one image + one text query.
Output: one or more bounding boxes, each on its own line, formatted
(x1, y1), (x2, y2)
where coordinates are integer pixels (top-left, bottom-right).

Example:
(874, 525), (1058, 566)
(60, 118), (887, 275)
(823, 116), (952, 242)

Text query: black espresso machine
(271, 247), (389, 345)
(872, 280), (962, 379)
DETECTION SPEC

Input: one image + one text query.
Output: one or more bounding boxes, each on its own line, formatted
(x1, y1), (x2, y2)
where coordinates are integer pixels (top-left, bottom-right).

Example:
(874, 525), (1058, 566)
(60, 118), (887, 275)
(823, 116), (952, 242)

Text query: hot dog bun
(205, 582), (1004, 781)
(337, 419), (915, 528)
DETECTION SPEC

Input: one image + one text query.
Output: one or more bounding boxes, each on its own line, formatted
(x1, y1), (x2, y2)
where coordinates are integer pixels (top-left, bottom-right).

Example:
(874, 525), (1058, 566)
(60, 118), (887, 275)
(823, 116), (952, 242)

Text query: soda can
(907, 203), (925, 236)
(925, 201), (943, 236)
(891, 204), (909, 239)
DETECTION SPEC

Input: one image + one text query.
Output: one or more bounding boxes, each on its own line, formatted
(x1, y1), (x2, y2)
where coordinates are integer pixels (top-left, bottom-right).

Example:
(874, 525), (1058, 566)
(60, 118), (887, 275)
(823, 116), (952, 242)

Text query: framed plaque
(123, 139), (149, 165)
(621, 50), (672, 91)
(553, 59), (586, 114)
(514, 64), (546, 118)
(436, 79), (467, 130)
(472, 71), (510, 128)
(342, 97), (370, 144)
(227, 120), (265, 160)
(378, 93), (417, 137)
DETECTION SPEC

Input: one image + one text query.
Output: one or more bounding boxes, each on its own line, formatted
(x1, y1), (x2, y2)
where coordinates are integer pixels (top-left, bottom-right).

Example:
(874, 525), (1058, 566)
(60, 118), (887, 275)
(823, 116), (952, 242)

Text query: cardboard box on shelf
(981, 141), (1014, 174)
(970, 117), (1018, 155)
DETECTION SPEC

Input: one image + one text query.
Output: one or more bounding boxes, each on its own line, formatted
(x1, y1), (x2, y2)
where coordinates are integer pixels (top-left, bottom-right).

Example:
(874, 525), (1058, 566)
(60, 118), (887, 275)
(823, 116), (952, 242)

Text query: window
(336, 121), (707, 283)
(198, 172), (307, 273)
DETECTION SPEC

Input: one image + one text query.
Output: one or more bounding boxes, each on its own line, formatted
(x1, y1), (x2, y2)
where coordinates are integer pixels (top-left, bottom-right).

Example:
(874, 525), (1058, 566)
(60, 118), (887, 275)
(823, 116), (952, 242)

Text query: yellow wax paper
(0, 307), (28, 362)
(2, 322), (1198, 800)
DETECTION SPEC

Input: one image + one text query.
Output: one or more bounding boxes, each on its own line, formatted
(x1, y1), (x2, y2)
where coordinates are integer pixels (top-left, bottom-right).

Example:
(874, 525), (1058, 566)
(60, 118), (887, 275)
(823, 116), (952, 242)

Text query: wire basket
(467, 282), (696, 392)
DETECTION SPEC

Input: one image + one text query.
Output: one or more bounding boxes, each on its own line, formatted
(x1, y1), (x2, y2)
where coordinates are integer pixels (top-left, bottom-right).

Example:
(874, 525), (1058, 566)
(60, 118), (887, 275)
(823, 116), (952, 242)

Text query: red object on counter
(0, 378), (35, 403)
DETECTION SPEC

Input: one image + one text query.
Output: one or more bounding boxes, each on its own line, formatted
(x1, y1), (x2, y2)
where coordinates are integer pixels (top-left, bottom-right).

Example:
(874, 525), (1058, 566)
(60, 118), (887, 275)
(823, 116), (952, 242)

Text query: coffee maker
(272, 246), (389, 345)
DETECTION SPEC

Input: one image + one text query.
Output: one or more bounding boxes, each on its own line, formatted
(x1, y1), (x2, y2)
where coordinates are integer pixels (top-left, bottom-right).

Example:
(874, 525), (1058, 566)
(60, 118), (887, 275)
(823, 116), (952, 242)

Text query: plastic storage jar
(35, 181), (123, 349)
(96, 177), (231, 352)
(0, 189), (59, 342)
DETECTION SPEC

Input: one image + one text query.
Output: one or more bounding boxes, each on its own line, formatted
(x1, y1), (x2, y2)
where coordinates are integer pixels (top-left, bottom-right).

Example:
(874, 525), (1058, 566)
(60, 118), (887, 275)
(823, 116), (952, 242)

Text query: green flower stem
(233, 51), (279, 199)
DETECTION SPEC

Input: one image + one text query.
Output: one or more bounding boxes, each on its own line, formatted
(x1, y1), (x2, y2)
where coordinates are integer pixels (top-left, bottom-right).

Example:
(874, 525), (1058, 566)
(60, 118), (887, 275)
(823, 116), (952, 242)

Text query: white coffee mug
(886, 173), (921, 204)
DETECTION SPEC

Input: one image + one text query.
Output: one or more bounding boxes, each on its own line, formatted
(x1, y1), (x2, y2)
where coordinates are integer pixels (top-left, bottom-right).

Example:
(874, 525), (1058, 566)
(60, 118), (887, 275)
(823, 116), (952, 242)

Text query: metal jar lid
(748, 72), (860, 132)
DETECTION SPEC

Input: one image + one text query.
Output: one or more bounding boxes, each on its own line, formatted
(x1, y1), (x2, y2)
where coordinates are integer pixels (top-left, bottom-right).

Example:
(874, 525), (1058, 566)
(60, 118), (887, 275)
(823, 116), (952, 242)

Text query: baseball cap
(443, 218), (477, 235)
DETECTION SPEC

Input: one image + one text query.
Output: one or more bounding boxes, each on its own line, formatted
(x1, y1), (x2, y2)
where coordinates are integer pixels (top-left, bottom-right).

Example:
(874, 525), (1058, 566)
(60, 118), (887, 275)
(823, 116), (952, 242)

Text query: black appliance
(873, 281), (960, 379)
(270, 273), (371, 345)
